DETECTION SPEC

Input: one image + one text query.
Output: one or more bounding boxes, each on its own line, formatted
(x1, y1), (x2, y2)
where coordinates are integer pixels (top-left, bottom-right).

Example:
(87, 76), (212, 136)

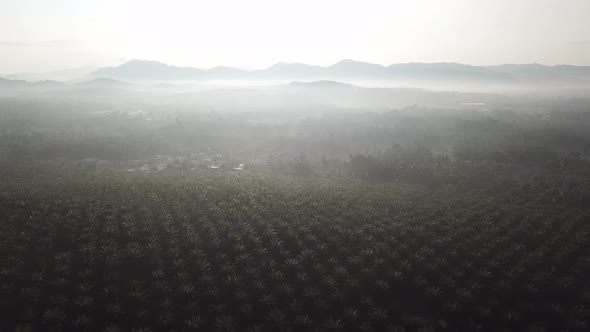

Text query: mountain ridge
(90, 59), (590, 83)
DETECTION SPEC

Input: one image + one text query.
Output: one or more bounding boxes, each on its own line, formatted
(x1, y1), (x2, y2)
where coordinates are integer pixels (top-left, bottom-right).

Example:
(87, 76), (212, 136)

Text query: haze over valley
(3, 1), (590, 331)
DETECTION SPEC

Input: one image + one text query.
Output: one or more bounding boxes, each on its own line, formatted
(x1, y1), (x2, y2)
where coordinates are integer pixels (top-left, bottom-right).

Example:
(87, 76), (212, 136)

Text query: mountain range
(3, 74), (590, 112)
(90, 59), (590, 84)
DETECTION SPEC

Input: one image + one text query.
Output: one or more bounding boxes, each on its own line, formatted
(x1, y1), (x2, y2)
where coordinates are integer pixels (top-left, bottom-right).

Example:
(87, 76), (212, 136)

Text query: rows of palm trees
(1, 175), (589, 331)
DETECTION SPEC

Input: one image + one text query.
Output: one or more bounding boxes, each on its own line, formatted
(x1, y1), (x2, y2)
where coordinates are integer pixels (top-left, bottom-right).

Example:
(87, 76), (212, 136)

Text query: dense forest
(2, 88), (590, 331)
(2, 176), (590, 331)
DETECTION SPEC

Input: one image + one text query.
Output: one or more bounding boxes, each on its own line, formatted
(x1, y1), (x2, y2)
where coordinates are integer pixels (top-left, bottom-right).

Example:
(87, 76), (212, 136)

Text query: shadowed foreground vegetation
(1, 174), (589, 331)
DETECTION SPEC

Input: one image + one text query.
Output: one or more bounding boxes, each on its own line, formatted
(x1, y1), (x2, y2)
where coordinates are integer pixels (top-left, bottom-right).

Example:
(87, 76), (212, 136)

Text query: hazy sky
(1, 0), (590, 73)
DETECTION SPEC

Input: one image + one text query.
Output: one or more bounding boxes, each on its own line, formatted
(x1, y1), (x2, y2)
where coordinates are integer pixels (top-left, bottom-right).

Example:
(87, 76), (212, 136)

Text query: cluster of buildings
(125, 153), (245, 173)
(88, 109), (169, 121)
(71, 151), (246, 173)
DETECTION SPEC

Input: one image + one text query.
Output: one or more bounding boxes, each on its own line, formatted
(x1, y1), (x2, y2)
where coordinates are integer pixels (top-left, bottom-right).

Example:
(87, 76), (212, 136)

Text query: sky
(1, 0), (590, 74)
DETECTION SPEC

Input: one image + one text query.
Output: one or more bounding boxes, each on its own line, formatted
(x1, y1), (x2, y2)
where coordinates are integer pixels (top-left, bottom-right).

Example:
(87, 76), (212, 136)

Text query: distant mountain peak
(331, 59), (382, 66)
(269, 62), (288, 67)
(122, 59), (167, 66)
(209, 65), (237, 70)
(332, 59), (356, 65)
